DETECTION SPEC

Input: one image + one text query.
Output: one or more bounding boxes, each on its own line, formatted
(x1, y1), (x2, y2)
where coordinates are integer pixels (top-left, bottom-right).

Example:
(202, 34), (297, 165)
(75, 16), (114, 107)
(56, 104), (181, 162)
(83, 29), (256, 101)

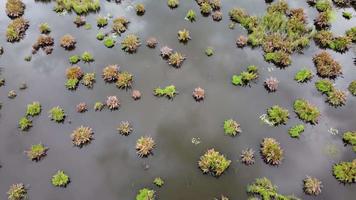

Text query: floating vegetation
(264, 77), (279, 92)
(236, 35), (248, 48)
(69, 55), (80, 64)
(39, 23), (51, 34)
(329, 36), (352, 52)
(121, 34), (140, 53)
(82, 73), (95, 88)
(348, 81), (356, 96)
(295, 68), (313, 83)
(26, 102), (41, 117)
(288, 124), (305, 138)
(136, 188), (155, 200)
(205, 47), (214, 56)
(117, 121), (133, 136)
(24, 55), (31, 62)
(342, 131), (356, 152)
(160, 46), (173, 58)
(0, 78), (5, 87)
(48, 106), (65, 122)
(191, 137), (201, 145)
(81, 51), (94, 63)
(74, 16), (86, 27)
(71, 126), (93, 147)
(303, 176), (322, 196)
(26, 143), (48, 161)
(103, 37), (115, 48)
(94, 102), (104, 111)
(168, 52), (185, 68)
(19, 83), (27, 90)
(54, 0), (100, 15)
(116, 71), (133, 89)
(65, 78), (79, 90)
(178, 29), (191, 43)
(200, 2), (212, 15)
(146, 37), (158, 48)
(19, 117), (32, 131)
(8, 90), (17, 99)
(231, 65), (258, 86)
(313, 51), (342, 78)
(96, 31), (105, 40)
(132, 90), (142, 100)
(106, 96), (120, 110)
(223, 119), (241, 136)
(327, 89), (347, 107)
(198, 148), (231, 176)
(315, 79), (334, 94)
(240, 148), (255, 165)
(6, 0), (25, 19)
(136, 136), (155, 157)
(112, 17), (129, 34)
(293, 99), (320, 124)
(346, 27), (356, 43)
(6, 17), (29, 42)
(247, 177), (300, 199)
(212, 11), (222, 21)
(266, 105), (289, 126)
(154, 85), (177, 99)
(332, 159), (356, 183)
(51, 170), (70, 187)
(167, 0), (179, 9)
(96, 16), (108, 27)
(135, 3), (145, 15)
(66, 65), (83, 80)
(153, 177), (164, 187)
(260, 137), (284, 165)
(60, 34), (76, 50)
(314, 11), (333, 30)
(7, 183), (27, 200)
(192, 87), (205, 101)
(214, 195), (229, 200)
(186, 9), (196, 22)
(32, 35), (54, 55)
(76, 102), (87, 113)
(84, 23), (92, 30)
(102, 64), (119, 82)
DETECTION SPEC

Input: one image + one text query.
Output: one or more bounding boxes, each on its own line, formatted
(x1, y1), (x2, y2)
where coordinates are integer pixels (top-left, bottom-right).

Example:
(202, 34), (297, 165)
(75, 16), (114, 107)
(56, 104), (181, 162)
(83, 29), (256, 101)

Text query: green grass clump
(65, 78), (79, 90)
(293, 99), (320, 124)
(345, 27), (356, 42)
(327, 89), (346, 107)
(267, 105), (289, 126)
(81, 51), (94, 63)
(154, 85), (177, 99)
(205, 47), (214, 56)
(19, 117), (32, 131)
(232, 65), (258, 86)
(264, 51), (291, 67)
(52, 170), (70, 187)
(153, 177), (164, 187)
(316, 0), (332, 12)
(48, 106), (65, 122)
(103, 37), (115, 48)
(186, 9), (196, 22)
(328, 36), (351, 52)
(54, 0), (100, 15)
(223, 119), (241, 136)
(200, 2), (212, 15)
(288, 124), (305, 138)
(315, 79), (334, 94)
(7, 183), (27, 200)
(342, 12), (352, 19)
(39, 23), (51, 34)
(116, 71), (133, 89)
(260, 138), (284, 165)
(136, 188), (155, 200)
(121, 34), (140, 53)
(26, 143), (48, 161)
(198, 148), (231, 176)
(69, 55), (80, 64)
(167, 0), (179, 9)
(332, 159), (356, 183)
(96, 32), (105, 40)
(94, 102), (104, 111)
(348, 81), (356, 96)
(343, 131), (356, 152)
(26, 102), (41, 116)
(96, 16), (108, 27)
(295, 68), (313, 82)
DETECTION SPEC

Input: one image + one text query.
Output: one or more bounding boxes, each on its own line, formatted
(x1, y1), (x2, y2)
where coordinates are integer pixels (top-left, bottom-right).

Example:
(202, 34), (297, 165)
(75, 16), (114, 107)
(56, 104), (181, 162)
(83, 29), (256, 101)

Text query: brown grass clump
(76, 102), (87, 113)
(198, 148), (231, 176)
(168, 52), (186, 68)
(193, 87), (205, 101)
(160, 46), (173, 58)
(132, 90), (141, 100)
(236, 35), (248, 48)
(32, 35), (54, 55)
(106, 96), (120, 110)
(121, 34), (140, 53)
(212, 11), (223, 21)
(102, 64), (119, 82)
(116, 71), (133, 89)
(112, 17), (129, 34)
(6, 0), (25, 19)
(60, 34), (76, 50)
(313, 51), (342, 78)
(6, 17), (29, 42)
(71, 126), (93, 147)
(240, 148), (255, 165)
(66, 66), (83, 79)
(117, 121), (133, 136)
(146, 37), (158, 48)
(136, 136), (155, 157)
(264, 77), (279, 92)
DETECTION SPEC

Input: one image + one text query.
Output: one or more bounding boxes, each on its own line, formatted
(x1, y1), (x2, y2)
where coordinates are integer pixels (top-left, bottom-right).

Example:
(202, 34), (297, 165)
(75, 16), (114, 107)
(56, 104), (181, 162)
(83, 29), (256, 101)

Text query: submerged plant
(293, 99), (320, 124)
(26, 102), (41, 117)
(167, 0), (179, 9)
(327, 89), (347, 107)
(332, 159), (356, 183)
(247, 177), (300, 199)
(295, 68), (313, 82)
(178, 29), (191, 43)
(198, 148), (231, 176)
(82, 73), (95, 88)
(6, 17), (29, 42)
(7, 183), (27, 200)
(116, 71), (133, 89)
(48, 106), (65, 122)
(81, 51), (94, 63)
(343, 131), (356, 153)
(136, 136), (155, 157)
(303, 176), (322, 195)
(153, 177), (164, 187)
(19, 117), (32, 131)
(168, 52), (185, 68)
(267, 105), (289, 126)
(6, 0), (25, 19)
(348, 81), (356, 96)
(54, 0), (100, 15)
(223, 119), (241, 136)
(186, 9), (196, 22)
(71, 126), (93, 147)
(136, 188), (155, 200)
(26, 143), (48, 161)
(60, 34), (76, 50)
(117, 121), (133, 136)
(51, 170), (69, 187)
(260, 137), (283, 165)
(106, 96), (120, 110)
(264, 77), (279, 92)
(313, 51), (342, 78)
(231, 65), (258, 86)
(240, 148), (255, 165)
(192, 87), (205, 101)
(288, 124), (305, 138)
(121, 34), (140, 53)
(154, 85), (177, 99)
(102, 64), (119, 82)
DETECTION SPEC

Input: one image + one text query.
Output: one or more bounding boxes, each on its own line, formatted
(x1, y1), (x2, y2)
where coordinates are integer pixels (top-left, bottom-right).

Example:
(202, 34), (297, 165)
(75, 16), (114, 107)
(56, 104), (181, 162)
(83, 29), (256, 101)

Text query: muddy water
(0, 0), (355, 199)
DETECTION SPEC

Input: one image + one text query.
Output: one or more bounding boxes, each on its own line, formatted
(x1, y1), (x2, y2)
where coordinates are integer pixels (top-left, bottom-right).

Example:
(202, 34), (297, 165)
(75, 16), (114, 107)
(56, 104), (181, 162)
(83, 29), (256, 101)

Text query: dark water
(0, 0), (355, 199)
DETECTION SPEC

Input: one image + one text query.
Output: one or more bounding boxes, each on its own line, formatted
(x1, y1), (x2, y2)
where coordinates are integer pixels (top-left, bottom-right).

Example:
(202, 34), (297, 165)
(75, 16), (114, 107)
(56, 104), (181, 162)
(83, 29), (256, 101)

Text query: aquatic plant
(69, 55), (80, 64)
(315, 79), (333, 94)
(267, 105), (289, 126)
(121, 34), (140, 53)
(8, 90), (17, 99)
(6, 17), (29, 42)
(328, 36), (351, 52)
(247, 177), (300, 199)
(167, 0), (179, 9)
(146, 37), (157, 48)
(136, 188), (155, 200)
(160, 46), (173, 58)
(106, 96), (120, 110)
(60, 34), (76, 50)
(94, 102), (104, 111)
(240, 148), (255, 165)
(168, 52), (186, 68)
(332, 159), (356, 183)
(117, 121), (133, 136)
(192, 87), (205, 101)
(178, 29), (191, 43)
(348, 81), (356, 96)
(313, 30), (333, 48)
(82, 73), (95, 88)
(342, 11), (352, 19)
(231, 65), (258, 86)
(66, 66), (83, 79)
(6, 0), (25, 19)
(264, 51), (291, 67)
(71, 126), (93, 146)
(96, 16), (108, 27)
(54, 0), (100, 15)
(102, 64), (119, 82)
(103, 37), (115, 48)
(135, 3), (145, 15)
(24, 55), (31, 62)
(19, 117), (32, 131)
(236, 35), (248, 48)
(112, 17), (129, 34)
(205, 47), (214, 56)
(81, 51), (94, 63)
(313, 51), (342, 78)
(198, 148), (231, 176)
(303, 176), (322, 195)
(264, 77), (279, 92)
(343, 131), (356, 152)
(65, 78), (79, 90)
(136, 136), (155, 157)
(48, 106), (65, 122)
(96, 31), (105, 40)
(39, 23), (51, 34)
(76, 102), (87, 113)
(314, 11), (332, 30)
(74, 16), (86, 27)
(154, 85), (177, 99)
(51, 170), (69, 187)
(153, 177), (164, 187)
(223, 119), (241, 136)
(186, 9), (196, 22)
(7, 183), (27, 200)
(212, 11), (222, 21)
(26, 143), (48, 161)
(293, 99), (320, 124)
(132, 90), (142, 100)
(295, 68), (313, 83)
(345, 27), (356, 42)
(316, 0), (332, 12)
(200, 2), (212, 15)
(327, 89), (347, 107)
(260, 137), (283, 165)
(26, 102), (41, 117)
(116, 71), (133, 89)
(288, 124), (305, 138)
(32, 35), (54, 55)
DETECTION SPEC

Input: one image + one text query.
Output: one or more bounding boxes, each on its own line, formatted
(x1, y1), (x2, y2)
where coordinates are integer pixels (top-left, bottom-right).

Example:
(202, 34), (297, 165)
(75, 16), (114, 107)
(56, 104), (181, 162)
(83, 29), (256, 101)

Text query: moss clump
(60, 34), (76, 50)
(6, 0), (25, 19)
(313, 51), (342, 78)
(7, 183), (27, 200)
(293, 99), (320, 124)
(19, 117), (32, 131)
(327, 89), (347, 107)
(332, 159), (356, 183)
(231, 65), (258, 86)
(154, 85), (177, 99)
(267, 105), (289, 126)
(135, 3), (145, 15)
(205, 47), (214, 56)
(26, 143), (48, 161)
(168, 52), (186, 68)
(81, 51), (94, 63)
(71, 126), (93, 147)
(136, 136), (155, 157)
(69, 55), (80, 64)
(314, 11), (332, 30)
(315, 79), (334, 94)
(82, 73), (95, 88)
(102, 64), (119, 82)
(342, 11), (352, 19)
(116, 71), (133, 89)
(121, 34), (140, 53)
(96, 31), (105, 40)
(48, 106), (65, 122)
(117, 121), (133, 136)
(153, 177), (164, 187)
(178, 29), (191, 43)
(94, 102), (104, 111)
(103, 37), (115, 48)
(51, 170), (69, 187)
(223, 119), (241, 136)
(348, 81), (356, 96)
(65, 78), (79, 90)
(288, 124), (305, 138)
(136, 188), (155, 200)
(295, 68), (313, 83)
(167, 0), (179, 9)
(186, 9), (196, 22)
(260, 138), (284, 165)
(39, 23), (51, 34)
(54, 0), (100, 15)
(343, 131), (356, 153)
(112, 17), (129, 34)
(247, 177), (300, 199)
(198, 148), (231, 176)
(26, 101), (41, 116)
(6, 17), (29, 42)
(96, 16), (108, 27)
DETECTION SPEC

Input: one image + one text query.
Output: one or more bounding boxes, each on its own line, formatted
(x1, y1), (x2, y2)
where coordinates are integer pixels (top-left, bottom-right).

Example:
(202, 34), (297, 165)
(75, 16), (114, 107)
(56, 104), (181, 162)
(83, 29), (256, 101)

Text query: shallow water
(0, 0), (355, 199)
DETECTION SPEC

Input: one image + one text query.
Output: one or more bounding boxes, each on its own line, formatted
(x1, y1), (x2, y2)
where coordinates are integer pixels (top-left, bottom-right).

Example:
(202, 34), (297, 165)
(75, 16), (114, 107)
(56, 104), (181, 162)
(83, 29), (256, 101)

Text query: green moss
(54, 0), (100, 15)
(26, 102), (41, 116)
(96, 31), (105, 40)
(81, 51), (94, 63)
(19, 117), (32, 131)
(103, 37), (115, 48)
(205, 47), (214, 56)
(26, 143), (47, 161)
(167, 0), (179, 8)
(94, 102), (104, 111)
(186, 9), (196, 22)
(69, 55), (80, 64)
(295, 68), (313, 82)
(343, 131), (356, 153)
(48, 106), (65, 122)
(348, 81), (356, 96)
(267, 105), (289, 126)
(315, 79), (334, 94)
(198, 148), (231, 176)
(264, 51), (291, 67)
(96, 16), (108, 27)
(232, 65), (258, 86)
(293, 99), (320, 124)
(223, 119), (241, 136)
(154, 85), (177, 99)
(328, 36), (351, 52)
(332, 159), (356, 183)
(345, 27), (356, 42)
(136, 188), (155, 200)
(153, 177), (164, 187)
(316, 0), (332, 12)
(52, 170), (70, 187)
(342, 12), (352, 19)
(288, 124), (305, 138)
(39, 23), (51, 34)
(65, 78), (79, 90)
